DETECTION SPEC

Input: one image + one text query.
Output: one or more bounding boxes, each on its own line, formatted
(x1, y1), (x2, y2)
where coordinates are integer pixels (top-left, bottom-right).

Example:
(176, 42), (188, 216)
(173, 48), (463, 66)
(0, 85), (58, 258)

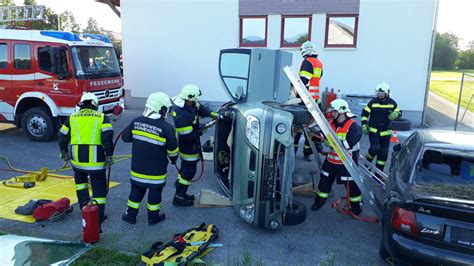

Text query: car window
(416, 147), (474, 186)
(219, 52), (250, 99)
(0, 43), (7, 69)
(38, 47), (52, 72)
(14, 44), (31, 70)
(398, 133), (419, 182)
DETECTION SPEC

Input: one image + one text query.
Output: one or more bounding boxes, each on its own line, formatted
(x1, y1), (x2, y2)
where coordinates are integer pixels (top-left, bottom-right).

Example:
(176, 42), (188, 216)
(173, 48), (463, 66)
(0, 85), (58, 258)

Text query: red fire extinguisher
(82, 200), (100, 244)
(325, 88), (337, 110)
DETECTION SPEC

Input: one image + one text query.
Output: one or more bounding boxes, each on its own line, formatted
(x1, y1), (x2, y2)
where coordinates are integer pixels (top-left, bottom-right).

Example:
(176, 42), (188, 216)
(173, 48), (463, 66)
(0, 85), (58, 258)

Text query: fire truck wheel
(282, 200), (307, 225)
(21, 107), (54, 142)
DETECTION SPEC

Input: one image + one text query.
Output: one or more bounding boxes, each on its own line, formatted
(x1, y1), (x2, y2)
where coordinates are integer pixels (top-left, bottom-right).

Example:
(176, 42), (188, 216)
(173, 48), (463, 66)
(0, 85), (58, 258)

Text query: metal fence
(454, 72), (474, 131)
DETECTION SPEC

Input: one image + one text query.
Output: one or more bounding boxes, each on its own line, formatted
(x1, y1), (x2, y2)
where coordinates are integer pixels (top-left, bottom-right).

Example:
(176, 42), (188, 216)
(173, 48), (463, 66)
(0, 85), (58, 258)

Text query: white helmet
(145, 92), (172, 114)
(328, 99), (356, 117)
(179, 84), (202, 101)
(300, 41), (317, 57)
(375, 82), (390, 96)
(80, 92), (99, 107)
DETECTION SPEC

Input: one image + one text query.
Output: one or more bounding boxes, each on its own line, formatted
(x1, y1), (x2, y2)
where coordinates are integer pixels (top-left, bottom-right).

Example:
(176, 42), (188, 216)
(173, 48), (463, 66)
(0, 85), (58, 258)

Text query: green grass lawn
(71, 247), (140, 266)
(430, 69), (474, 112)
(431, 69), (474, 79)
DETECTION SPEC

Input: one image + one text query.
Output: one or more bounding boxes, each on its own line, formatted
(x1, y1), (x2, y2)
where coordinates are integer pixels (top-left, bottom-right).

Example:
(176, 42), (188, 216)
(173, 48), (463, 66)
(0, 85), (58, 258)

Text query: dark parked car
(380, 130), (474, 264)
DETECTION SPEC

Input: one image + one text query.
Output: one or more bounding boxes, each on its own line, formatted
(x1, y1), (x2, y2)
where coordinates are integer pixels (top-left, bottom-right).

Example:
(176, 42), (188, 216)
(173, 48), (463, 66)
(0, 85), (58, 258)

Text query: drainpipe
(421, 0), (440, 127)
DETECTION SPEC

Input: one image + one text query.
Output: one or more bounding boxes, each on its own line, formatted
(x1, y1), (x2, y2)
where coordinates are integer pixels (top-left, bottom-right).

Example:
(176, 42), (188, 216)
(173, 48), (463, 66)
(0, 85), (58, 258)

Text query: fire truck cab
(0, 29), (124, 141)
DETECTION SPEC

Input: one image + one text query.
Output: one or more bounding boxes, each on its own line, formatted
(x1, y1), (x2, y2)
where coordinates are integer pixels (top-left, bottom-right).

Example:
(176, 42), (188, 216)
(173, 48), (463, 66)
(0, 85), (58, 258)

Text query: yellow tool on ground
(2, 167), (72, 189)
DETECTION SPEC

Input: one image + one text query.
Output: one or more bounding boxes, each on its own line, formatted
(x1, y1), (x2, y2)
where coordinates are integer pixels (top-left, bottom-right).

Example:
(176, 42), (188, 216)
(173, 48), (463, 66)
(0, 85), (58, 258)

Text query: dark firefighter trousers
(316, 159), (362, 207)
(126, 181), (164, 220)
(74, 170), (107, 223)
(294, 131), (313, 156)
(366, 132), (390, 171)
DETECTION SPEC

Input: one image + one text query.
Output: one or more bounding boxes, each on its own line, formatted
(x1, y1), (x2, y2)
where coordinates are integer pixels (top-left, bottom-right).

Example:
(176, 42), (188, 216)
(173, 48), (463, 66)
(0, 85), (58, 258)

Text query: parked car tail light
(245, 115), (260, 149)
(391, 207), (418, 237)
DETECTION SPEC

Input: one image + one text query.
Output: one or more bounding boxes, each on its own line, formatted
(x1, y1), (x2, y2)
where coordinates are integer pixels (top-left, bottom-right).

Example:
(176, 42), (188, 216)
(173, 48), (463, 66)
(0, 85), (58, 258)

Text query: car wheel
(391, 118), (411, 131)
(283, 200), (307, 225)
(379, 239), (390, 260)
(21, 107), (55, 142)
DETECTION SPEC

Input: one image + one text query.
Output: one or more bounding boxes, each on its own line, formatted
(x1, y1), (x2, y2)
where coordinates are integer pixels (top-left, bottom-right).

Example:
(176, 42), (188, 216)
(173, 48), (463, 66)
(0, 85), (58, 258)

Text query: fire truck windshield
(71, 46), (121, 79)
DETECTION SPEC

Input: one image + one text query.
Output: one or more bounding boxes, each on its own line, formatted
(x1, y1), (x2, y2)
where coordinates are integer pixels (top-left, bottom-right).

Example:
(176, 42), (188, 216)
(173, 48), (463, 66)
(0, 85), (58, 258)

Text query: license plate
(450, 226), (474, 247)
(103, 104), (115, 111)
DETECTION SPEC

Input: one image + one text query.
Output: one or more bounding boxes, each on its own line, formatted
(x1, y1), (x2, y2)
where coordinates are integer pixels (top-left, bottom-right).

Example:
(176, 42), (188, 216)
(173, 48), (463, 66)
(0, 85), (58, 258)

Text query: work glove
(59, 150), (69, 161)
(362, 124), (369, 135)
(388, 111), (399, 121)
(105, 156), (114, 168)
(210, 112), (219, 120)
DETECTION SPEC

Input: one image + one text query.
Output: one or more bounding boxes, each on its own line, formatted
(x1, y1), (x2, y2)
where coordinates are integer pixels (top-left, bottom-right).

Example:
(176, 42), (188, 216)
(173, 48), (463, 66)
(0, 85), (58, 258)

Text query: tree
(84, 17), (101, 34)
(432, 32), (460, 69)
(456, 41), (474, 69)
(61, 10), (81, 33)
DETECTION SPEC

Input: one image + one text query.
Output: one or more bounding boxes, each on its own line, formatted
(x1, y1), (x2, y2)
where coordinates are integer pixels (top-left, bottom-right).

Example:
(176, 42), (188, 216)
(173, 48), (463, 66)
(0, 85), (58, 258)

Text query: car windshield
(71, 46), (121, 79)
(414, 147), (474, 200)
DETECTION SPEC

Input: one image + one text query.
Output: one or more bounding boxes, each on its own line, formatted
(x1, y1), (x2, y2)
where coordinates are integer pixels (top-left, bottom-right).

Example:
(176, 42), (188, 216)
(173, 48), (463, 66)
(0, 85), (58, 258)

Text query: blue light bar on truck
(80, 33), (111, 44)
(40, 31), (82, 41)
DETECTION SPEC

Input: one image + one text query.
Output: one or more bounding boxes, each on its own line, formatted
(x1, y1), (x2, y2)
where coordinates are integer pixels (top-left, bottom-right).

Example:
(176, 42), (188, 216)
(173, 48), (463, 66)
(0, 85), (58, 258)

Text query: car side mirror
(51, 47), (71, 80)
(234, 85), (243, 100)
(393, 143), (402, 152)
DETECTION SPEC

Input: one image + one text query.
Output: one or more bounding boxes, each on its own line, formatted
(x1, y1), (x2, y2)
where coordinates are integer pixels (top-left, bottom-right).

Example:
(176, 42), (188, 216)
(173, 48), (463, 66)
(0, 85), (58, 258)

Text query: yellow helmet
(179, 84), (202, 101)
(80, 92), (99, 107)
(375, 82), (390, 96)
(300, 41), (317, 57)
(145, 92), (172, 114)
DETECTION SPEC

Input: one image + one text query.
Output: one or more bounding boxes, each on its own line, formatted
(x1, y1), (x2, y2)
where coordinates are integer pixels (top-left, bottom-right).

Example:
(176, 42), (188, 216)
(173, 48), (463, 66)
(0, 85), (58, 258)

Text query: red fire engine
(0, 29), (124, 141)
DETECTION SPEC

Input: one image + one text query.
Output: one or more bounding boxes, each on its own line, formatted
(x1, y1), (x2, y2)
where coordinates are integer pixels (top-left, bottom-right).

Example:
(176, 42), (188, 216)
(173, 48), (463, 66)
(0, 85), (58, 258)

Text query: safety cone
(390, 130), (399, 143)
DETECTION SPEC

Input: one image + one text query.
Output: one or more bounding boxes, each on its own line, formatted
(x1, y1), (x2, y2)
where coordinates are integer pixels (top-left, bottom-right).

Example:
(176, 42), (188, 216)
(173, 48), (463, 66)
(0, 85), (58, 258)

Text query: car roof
(419, 130), (474, 151)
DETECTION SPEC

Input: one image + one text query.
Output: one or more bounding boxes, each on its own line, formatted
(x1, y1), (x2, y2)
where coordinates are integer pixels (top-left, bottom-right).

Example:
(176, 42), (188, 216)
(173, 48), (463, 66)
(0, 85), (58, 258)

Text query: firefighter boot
(174, 180), (195, 201)
(172, 184), (194, 207)
(121, 207), (138, 224)
(148, 210), (166, 226)
(311, 196), (327, 211)
(350, 202), (362, 216)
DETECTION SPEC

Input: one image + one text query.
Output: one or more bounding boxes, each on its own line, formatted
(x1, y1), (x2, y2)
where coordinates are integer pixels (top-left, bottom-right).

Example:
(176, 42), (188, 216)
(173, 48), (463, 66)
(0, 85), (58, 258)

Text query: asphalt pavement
(0, 108), (398, 265)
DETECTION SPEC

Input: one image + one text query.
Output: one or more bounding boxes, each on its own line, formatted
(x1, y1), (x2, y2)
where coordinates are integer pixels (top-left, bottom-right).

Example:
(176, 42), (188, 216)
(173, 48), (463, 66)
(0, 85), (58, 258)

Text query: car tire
(379, 239), (390, 260)
(391, 118), (411, 131)
(264, 102), (312, 126)
(283, 200), (307, 225)
(21, 107), (55, 142)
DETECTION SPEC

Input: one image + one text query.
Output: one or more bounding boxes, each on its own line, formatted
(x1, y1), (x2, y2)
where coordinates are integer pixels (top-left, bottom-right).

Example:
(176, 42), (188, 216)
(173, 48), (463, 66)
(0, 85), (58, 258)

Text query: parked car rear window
(0, 43), (7, 69)
(416, 147), (474, 186)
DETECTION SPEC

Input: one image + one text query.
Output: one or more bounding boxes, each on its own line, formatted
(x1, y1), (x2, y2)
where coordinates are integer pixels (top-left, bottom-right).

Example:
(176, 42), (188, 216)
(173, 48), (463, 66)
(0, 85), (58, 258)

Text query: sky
(14, 0), (121, 32)
(11, 0), (474, 49)
(437, 0), (474, 50)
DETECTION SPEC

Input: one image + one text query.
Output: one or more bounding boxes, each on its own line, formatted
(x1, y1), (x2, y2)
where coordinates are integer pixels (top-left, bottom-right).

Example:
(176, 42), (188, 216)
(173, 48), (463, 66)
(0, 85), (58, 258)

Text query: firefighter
(294, 41), (324, 161)
(361, 82), (401, 172)
(58, 92), (114, 227)
(311, 99), (363, 215)
(121, 92), (178, 225)
(172, 84), (218, 207)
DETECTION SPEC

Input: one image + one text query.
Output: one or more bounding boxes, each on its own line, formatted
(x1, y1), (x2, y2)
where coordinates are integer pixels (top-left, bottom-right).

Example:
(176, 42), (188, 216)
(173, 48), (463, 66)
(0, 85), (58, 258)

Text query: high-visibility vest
(70, 109), (105, 145)
(306, 57), (323, 100)
(69, 109), (108, 171)
(327, 119), (360, 165)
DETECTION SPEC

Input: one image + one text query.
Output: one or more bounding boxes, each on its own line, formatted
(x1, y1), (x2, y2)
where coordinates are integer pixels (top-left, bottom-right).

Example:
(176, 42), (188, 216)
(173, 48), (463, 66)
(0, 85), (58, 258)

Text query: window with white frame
(240, 16), (267, 47)
(281, 16), (311, 48)
(325, 15), (359, 48)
